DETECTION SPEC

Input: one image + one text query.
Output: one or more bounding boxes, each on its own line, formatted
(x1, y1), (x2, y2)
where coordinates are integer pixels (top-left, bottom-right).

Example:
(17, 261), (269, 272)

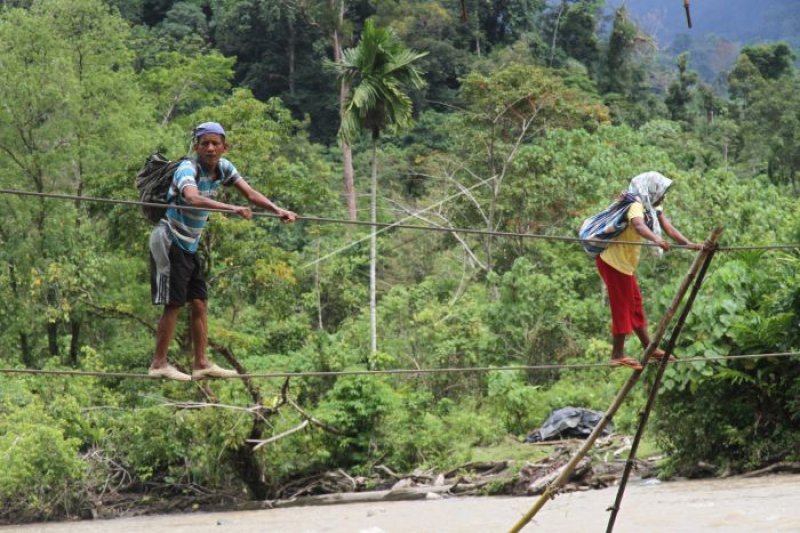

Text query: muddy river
(4, 474), (798, 532)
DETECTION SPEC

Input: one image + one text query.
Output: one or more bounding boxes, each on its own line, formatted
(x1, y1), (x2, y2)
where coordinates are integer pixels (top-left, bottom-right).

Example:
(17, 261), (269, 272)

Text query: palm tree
(334, 19), (427, 357)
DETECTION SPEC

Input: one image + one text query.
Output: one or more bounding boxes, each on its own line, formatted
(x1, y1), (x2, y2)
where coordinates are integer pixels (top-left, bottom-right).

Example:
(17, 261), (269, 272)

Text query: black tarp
(524, 407), (613, 443)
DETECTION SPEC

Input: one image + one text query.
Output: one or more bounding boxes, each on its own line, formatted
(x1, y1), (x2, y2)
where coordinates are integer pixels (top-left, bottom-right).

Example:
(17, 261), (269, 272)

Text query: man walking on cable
(148, 121), (297, 381)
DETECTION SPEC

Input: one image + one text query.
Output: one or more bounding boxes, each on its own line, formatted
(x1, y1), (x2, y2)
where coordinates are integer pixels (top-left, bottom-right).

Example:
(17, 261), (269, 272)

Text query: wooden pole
(684, 0), (693, 28)
(508, 226), (724, 533)
(605, 240), (721, 532)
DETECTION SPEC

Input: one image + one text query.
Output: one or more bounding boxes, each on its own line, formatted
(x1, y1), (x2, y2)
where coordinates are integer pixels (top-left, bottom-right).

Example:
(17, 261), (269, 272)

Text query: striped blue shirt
(165, 157), (241, 253)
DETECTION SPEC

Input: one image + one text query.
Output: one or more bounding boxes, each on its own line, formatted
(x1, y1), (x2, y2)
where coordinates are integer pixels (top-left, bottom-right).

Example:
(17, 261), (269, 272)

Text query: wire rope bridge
(0, 190), (799, 532)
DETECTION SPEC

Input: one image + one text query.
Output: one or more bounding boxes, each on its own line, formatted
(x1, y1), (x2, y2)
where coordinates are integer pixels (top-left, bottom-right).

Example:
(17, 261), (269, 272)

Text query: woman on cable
(596, 171), (703, 370)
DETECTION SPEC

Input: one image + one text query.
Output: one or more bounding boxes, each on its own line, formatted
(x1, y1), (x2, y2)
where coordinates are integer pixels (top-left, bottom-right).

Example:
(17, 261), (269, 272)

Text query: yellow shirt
(600, 202), (645, 275)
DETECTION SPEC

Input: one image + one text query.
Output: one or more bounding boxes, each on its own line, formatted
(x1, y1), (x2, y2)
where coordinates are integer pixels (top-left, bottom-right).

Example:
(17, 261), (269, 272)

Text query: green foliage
(738, 76), (800, 190)
(316, 377), (398, 465)
(656, 252), (800, 474)
(665, 53), (698, 123)
(603, 7), (640, 96)
(485, 258), (580, 374)
(139, 51), (235, 124)
(106, 407), (187, 481)
(728, 53), (766, 104)
(373, 1), (472, 108)
(555, 1), (602, 71)
(380, 395), (502, 470)
(655, 373), (800, 477)
(459, 63), (609, 136)
(739, 42), (795, 81)
(486, 372), (542, 434)
(1, 0), (800, 521)
(0, 402), (84, 521)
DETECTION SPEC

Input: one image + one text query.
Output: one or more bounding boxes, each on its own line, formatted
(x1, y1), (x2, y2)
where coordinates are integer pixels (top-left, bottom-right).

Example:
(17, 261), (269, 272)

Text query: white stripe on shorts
(150, 224), (172, 305)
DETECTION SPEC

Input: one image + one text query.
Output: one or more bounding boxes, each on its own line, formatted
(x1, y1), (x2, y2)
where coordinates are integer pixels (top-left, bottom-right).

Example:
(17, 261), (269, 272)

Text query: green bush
(0, 404), (84, 522)
(316, 376), (399, 466)
(655, 376), (800, 477)
(380, 395), (503, 471)
(486, 371), (542, 434)
(105, 406), (198, 484)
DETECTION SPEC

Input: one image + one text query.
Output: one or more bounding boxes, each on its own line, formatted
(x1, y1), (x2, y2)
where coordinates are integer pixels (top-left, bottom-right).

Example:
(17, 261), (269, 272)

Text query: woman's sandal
(610, 356), (643, 370)
(650, 349), (677, 363)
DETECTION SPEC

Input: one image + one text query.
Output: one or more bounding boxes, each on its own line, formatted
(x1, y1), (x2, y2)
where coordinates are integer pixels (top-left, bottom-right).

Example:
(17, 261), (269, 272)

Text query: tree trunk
(549, 2), (566, 67)
(341, 134), (356, 221)
(484, 124), (498, 276)
(210, 341), (270, 499)
(47, 321), (59, 356)
(332, 3), (357, 221)
(369, 140), (378, 358)
(288, 14), (296, 98)
(19, 333), (33, 368)
(9, 263), (34, 367)
(316, 239), (324, 330)
(69, 319), (81, 367)
(229, 440), (268, 500)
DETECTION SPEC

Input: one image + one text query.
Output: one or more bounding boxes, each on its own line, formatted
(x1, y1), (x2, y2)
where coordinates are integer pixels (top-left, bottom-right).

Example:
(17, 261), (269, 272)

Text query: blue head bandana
(193, 122), (226, 140)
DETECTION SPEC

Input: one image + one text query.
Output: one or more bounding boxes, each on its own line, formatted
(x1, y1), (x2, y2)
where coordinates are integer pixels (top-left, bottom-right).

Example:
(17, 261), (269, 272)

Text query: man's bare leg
(190, 298), (210, 370)
(149, 305), (191, 380)
(189, 299), (238, 379)
(151, 305), (181, 369)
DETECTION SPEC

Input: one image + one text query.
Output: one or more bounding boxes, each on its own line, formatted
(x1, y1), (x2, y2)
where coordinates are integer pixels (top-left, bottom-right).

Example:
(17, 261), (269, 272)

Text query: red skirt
(595, 256), (647, 335)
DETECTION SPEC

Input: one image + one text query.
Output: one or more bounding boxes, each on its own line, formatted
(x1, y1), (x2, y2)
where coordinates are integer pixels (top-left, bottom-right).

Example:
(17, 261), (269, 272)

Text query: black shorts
(149, 225), (207, 306)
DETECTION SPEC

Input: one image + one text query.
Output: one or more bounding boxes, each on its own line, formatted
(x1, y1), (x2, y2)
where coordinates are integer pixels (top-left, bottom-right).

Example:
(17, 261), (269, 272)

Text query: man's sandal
(148, 364), (191, 381)
(192, 364), (240, 380)
(610, 356), (643, 371)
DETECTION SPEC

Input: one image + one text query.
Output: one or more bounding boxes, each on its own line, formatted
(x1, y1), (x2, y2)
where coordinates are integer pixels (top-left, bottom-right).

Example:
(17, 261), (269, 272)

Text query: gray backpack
(135, 153), (196, 223)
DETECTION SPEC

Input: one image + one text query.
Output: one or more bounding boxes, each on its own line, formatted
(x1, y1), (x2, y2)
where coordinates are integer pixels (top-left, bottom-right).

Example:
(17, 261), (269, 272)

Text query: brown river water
(3, 474), (798, 532)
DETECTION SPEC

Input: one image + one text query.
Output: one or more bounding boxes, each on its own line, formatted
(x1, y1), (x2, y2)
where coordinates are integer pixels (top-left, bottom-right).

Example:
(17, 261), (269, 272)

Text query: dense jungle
(1, 0), (799, 523)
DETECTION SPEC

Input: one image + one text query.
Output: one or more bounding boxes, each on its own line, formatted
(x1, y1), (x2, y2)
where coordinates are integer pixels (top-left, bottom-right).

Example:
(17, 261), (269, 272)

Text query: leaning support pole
(508, 226), (724, 533)
(605, 240), (721, 532)
(684, 0), (693, 29)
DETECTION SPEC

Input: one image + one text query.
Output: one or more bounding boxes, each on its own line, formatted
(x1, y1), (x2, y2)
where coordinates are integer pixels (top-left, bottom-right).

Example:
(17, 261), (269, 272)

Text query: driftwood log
(261, 437), (658, 509)
(268, 485), (456, 508)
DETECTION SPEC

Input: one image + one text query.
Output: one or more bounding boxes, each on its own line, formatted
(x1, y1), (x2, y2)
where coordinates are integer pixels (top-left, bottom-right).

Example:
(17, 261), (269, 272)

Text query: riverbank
(5, 474), (799, 532)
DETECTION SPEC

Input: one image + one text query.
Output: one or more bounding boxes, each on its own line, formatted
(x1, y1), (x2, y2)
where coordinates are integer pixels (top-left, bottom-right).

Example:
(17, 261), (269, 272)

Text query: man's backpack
(135, 153), (195, 224)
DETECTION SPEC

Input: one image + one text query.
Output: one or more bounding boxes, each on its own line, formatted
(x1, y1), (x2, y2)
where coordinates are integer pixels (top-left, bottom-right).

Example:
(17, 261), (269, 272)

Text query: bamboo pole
(508, 226), (724, 533)
(684, 0), (693, 29)
(606, 244), (720, 532)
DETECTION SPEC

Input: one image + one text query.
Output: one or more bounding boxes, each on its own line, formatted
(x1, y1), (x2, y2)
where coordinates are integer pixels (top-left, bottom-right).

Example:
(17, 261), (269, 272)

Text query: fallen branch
(248, 420), (310, 451)
(287, 397), (350, 436)
(444, 460), (510, 478)
(523, 457), (591, 495)
(374, 464), (400, 479)
(82, 301), (156, 333)
(159, 400), (272, 423)
(741, 462), (800, 478)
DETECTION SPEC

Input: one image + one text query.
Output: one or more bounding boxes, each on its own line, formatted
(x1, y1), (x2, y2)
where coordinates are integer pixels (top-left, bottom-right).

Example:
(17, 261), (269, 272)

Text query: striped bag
(578, 193), (637, 258)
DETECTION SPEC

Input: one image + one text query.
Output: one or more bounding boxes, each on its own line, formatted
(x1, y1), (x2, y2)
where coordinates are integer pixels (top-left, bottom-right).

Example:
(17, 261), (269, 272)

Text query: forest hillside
(0, 0), (798, 523)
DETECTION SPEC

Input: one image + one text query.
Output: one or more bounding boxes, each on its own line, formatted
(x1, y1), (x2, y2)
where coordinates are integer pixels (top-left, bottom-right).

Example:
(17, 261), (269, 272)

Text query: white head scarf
(627, 171), (672, 237)
(627, 172), (672, 256)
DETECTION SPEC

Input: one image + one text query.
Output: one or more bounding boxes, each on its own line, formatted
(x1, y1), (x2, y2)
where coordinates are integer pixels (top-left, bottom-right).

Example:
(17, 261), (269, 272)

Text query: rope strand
(0, 352), (796, 380)
(4, 188), (798, 251)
